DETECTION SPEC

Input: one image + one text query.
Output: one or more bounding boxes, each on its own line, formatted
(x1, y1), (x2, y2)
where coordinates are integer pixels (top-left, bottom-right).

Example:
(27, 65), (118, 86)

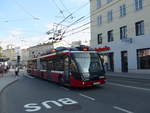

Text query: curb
(0, 78), (19, 95)
(0, 78), (18, 113)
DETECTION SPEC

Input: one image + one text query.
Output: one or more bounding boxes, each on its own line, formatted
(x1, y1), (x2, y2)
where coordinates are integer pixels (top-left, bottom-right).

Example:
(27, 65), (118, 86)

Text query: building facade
(2, 46), (21, 68)
(71, 41), (82, 47)
(90, 0), (150, 73)
(21, 49), (29, 67)
(28, 42), (53, 59)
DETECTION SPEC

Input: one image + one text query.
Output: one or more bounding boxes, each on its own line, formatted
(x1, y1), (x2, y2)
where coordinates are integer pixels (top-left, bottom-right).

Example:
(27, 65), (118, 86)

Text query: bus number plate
(93, 82), (100, 85)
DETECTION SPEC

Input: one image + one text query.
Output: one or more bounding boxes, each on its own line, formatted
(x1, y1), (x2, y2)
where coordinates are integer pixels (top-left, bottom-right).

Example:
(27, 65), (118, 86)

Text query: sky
(0, 0), (90, 49)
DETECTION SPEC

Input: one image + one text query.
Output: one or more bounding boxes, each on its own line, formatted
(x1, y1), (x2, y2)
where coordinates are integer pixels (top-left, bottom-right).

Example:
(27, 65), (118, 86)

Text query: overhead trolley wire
(57, 2), (89, 25)
(14, 0), (40, 20)
(51, 0), (65, 18)
(64, 0), (150, 36)
(48, 2), (90, 38)
(58, 0), (72, 14)
(64, 1), (150, 39)
(45, 0), (150, 44)
(46, 1), (90, 41)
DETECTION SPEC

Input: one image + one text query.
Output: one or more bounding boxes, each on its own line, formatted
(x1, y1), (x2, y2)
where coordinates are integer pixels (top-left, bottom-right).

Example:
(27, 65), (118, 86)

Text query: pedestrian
(15, 66), (19, 76)
(104, 63), (108, 72)
(4, 66), (7, 73)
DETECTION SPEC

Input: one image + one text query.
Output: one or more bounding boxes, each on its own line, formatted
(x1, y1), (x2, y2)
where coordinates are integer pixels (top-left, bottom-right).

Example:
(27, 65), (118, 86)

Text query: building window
(120, 26), (127, 39)
(135, 20), (144, 36)
(135, 0), (143, 11)
(107, 0), (112, 3)
(108, 30), (113, 42)
(107, 10), (113, 23)
(120, 4), (126, 17)
(96, 0), (101, 9)
(137, 48), (150, 69)
(97, 15), (102, 25)
(97, 34), (102, 44)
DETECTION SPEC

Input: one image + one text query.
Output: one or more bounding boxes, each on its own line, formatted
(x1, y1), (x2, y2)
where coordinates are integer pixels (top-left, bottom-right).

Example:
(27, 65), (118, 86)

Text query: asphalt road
(1, 73), (150, 113)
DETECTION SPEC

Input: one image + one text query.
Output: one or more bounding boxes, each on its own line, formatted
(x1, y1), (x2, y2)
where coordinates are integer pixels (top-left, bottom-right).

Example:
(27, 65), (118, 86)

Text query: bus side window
(47, 60), (53, 71)
(64, 57), (69, 80)
(55, 58), (63, 71)
(40, 60), (47, 70)
(32, 60), (37, 69)
(35, 60), (37, 69)
(70, 59), (81, 80)
(70, 60), (78, 73)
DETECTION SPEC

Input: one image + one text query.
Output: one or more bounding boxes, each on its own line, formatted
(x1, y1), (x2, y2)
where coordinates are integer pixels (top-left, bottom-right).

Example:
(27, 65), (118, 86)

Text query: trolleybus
(27, 45), (106, 87)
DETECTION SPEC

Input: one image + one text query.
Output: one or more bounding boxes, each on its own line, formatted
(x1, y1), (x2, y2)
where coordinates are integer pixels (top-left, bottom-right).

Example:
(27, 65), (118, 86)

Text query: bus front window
(73, 52), (103, 80)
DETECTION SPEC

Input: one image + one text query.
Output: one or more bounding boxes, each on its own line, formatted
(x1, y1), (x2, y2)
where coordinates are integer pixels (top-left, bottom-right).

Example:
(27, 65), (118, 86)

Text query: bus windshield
(72, 52), (103, 79)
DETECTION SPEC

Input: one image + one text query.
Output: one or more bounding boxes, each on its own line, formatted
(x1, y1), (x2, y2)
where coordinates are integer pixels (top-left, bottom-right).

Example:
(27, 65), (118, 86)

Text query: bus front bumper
(70, 78), (106, 87)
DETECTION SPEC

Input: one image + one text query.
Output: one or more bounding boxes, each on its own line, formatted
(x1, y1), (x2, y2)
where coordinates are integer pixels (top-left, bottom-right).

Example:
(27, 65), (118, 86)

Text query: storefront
(121, 51), (128, 72)
(94, 36), (150, 74)
(95, 46), (114, 72)
(137, 48), (150, 69)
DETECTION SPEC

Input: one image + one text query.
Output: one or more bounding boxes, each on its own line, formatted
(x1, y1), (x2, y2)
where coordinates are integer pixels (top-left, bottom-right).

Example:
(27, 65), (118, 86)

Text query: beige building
(71, 40), (90, 47)
(21, 49), (29, 66)
(28, 42), (53, 59)
(71, 41), (82, 47)
(2, 48), (16, 61)
(2, 46), (20, 67)
(90, 0), (150, 73)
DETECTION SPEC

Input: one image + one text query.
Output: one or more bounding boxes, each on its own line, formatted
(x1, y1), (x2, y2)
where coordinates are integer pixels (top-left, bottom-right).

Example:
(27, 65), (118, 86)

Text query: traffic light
(17, 55), (20, 63)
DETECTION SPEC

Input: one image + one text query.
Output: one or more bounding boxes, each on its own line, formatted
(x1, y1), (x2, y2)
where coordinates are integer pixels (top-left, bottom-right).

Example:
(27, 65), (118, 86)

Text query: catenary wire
(63, 0), (150, 36)
(13, 0), (40, 20)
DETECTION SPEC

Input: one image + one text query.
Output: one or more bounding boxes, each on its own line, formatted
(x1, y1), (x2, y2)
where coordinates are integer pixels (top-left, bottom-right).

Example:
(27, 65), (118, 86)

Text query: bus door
(64, 56), (70, 82)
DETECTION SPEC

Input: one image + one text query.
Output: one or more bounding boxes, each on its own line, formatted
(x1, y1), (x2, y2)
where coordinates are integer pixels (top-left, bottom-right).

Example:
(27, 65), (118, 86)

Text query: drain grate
(61, 104), (82, 111)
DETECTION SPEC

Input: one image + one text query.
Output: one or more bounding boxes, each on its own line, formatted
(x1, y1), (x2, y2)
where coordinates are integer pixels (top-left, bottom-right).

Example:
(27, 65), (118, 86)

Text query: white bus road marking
(107, 82), (150, 92)
(24, 98), (78, 112)
(24, 74), (35, 79)
(79, 93), (95, 101)
(113, 106), (134, 113)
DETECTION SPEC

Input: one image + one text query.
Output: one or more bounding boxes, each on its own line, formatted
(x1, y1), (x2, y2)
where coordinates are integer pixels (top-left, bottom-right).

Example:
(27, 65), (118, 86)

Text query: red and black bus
(27, 45), (106, 87)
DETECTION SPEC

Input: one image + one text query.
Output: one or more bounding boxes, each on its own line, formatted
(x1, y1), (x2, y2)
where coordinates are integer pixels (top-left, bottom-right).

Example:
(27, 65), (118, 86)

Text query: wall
(97, 35), (150, 73)
(90, 0), (150, 46)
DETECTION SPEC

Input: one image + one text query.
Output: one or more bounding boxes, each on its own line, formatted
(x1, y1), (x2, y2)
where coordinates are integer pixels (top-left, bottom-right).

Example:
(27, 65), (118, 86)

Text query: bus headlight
(99, 76), (105, 79)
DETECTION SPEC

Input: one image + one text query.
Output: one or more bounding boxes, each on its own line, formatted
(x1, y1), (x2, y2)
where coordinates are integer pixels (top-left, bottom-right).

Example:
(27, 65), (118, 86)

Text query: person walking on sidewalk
(104, 62), (108, 72)
(15, 66), (19, 76)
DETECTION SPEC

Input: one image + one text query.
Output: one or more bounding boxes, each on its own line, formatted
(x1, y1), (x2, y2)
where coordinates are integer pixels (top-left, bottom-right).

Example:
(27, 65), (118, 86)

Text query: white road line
(60, 87), (70, 91)
(24, 74), (35, 79)
(113, 106), (134, 113)
(79, 93), (95, 101)
(108, 82), (150, 92)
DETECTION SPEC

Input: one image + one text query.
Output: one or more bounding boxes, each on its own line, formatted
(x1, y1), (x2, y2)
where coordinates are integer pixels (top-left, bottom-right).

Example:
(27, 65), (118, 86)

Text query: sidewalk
(106, 72), (150, 80)
(0, 70), (18, 94)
